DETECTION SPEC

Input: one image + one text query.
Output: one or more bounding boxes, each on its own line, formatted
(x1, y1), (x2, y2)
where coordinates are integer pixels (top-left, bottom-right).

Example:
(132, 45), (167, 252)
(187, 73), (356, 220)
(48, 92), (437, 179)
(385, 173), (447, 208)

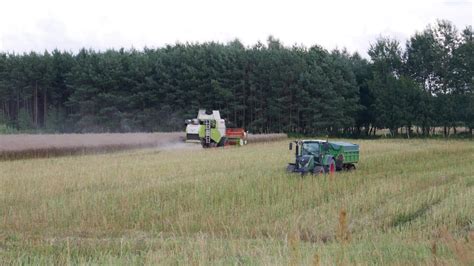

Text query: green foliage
(44, 107), (67, 133)
(0, 19), (472, 136)
(17, 108), (33, 130)
(0, 124), (17, 134)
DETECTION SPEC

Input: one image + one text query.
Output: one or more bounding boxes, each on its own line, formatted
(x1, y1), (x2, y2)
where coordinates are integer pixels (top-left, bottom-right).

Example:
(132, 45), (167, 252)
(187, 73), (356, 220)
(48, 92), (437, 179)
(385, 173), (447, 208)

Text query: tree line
(0, 20), (472, 136)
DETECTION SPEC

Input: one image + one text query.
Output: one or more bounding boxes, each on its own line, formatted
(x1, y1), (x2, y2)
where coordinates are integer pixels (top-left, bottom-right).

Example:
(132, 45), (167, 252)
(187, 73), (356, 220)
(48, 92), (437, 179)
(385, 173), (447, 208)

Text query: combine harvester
(287, 139), (359, 174)
(185, 110), (247, 148)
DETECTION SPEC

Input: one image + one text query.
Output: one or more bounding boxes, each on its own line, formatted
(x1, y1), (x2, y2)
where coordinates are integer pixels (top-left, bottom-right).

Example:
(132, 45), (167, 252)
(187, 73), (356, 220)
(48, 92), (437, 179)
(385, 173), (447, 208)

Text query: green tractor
(287, 140), (359, 174)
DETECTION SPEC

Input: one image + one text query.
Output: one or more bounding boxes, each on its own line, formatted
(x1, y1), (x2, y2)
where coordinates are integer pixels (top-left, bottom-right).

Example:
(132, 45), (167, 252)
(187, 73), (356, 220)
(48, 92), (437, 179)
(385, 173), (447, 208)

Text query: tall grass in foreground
(0, 139), (473, 264)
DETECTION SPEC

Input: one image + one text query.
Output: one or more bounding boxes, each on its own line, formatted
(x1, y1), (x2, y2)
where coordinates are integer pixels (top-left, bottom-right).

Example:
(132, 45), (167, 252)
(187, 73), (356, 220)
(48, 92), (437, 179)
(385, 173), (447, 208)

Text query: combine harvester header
(185, 110), (247, 148)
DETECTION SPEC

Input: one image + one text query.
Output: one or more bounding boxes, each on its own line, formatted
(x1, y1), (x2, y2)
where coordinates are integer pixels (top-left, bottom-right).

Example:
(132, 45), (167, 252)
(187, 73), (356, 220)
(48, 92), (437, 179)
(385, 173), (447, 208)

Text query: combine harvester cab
(287, 140), (359, 175)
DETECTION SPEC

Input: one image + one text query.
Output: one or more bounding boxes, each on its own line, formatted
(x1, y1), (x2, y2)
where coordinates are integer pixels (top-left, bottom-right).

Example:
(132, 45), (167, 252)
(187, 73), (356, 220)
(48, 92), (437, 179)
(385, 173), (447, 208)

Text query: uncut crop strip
(0, 133), (183, 160)
(0, 133), (287, 160)
(0, 143), (162, 161)
(247, 133), (287, 143)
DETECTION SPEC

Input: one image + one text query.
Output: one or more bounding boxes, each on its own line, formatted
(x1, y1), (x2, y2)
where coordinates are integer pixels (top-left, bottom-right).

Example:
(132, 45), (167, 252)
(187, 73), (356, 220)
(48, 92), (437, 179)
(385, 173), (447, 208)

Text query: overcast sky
(0, 0), (472, 56)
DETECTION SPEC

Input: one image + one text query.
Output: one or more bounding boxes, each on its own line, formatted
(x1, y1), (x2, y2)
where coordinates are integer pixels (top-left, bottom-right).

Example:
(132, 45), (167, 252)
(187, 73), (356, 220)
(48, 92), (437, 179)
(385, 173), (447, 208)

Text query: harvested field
(1, 139), (473, 264)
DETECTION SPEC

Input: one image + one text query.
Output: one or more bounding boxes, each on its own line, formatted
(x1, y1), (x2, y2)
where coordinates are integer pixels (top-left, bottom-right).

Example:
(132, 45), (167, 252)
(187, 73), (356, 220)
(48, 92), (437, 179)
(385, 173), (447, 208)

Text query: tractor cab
(301, 141), (325, 156)
(288, 140), (331, 174)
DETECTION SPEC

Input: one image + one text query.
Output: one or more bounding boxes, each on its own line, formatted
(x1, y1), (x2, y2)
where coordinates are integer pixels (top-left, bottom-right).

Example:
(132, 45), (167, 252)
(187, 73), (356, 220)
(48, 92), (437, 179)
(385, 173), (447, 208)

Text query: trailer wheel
(345, 164), (356, 171)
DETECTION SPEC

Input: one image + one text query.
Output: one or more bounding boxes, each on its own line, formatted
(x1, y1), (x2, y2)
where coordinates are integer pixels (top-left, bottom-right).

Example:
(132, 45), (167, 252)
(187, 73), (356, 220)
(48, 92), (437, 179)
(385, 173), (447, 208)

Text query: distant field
(0, 139), (473, 264)
(0, 133), (287, 160)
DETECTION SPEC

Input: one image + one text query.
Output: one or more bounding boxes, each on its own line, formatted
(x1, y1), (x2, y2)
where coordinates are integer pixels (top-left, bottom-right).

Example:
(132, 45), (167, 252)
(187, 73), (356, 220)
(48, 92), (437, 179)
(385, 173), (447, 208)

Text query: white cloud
(0, 0), (472, 55)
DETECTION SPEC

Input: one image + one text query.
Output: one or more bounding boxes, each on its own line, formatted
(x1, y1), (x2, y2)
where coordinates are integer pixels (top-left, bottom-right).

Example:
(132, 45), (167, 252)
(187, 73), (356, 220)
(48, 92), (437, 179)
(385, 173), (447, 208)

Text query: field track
(0, 133), (287, 160)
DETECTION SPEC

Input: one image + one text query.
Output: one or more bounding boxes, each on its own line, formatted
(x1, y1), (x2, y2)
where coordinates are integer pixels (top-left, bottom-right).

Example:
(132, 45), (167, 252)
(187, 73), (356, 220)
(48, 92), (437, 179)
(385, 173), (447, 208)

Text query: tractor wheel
(313, 166), (325, 175)
(287, 164), (296, 172)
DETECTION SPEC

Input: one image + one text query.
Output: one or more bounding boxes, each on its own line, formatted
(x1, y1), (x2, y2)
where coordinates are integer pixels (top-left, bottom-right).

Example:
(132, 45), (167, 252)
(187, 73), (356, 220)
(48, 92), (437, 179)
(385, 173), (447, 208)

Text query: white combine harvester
(185, 109), (247, 147)
(185, 109), (225, 143)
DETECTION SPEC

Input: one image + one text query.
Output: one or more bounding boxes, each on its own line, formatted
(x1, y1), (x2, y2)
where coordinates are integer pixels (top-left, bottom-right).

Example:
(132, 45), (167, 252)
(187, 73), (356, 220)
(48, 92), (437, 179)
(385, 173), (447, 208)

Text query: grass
(0, 139), (473, 264)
